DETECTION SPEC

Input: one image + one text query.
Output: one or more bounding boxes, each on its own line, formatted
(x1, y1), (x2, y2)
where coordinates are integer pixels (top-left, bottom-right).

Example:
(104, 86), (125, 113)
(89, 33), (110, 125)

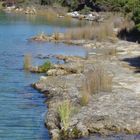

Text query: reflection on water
(0, 11), (88, 28)
(0, 12), (87, 140)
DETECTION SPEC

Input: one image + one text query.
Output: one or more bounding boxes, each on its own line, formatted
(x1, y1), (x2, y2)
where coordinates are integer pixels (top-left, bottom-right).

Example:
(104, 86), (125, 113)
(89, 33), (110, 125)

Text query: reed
(79, 66), (112, 106)
(64, 20), (115, 41)
(86, 67), (112, 94)
(58, 100), (72, 131)
(80, 79), (90, 106)
(24, 54), (32, 70)
(64, 13), (134, 41)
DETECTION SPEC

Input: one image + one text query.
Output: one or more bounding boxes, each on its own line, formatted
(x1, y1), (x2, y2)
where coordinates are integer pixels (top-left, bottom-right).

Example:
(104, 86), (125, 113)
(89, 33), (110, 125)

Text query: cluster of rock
(29, 32), (95, 46)
(30, 55), (85, 76)
(30, 32), (65, 42)
(47, 62), (84, 76)
(66, 11), (104, 22)
(32, 40), (140, 140)
(4, 6), (36, 15)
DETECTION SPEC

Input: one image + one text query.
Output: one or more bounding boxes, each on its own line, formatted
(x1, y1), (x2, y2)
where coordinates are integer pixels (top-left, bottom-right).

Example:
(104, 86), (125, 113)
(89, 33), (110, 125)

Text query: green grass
(58, 100), (71, 131)
(39, 60), (52, 72)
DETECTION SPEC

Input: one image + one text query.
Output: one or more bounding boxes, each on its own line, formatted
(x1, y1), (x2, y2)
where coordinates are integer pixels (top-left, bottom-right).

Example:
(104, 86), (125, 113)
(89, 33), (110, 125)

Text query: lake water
(0, 12), (86, 140)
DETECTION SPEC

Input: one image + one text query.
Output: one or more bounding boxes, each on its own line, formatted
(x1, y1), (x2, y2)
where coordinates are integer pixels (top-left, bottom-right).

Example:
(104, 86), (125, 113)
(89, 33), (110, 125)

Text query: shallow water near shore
(0, 12), (86, 140)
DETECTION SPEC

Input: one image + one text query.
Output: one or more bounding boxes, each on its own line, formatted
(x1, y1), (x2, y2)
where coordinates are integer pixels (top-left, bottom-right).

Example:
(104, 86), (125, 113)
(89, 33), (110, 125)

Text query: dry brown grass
(37, 6), (71, 23)
(64, 20), (116, 41)
(80, 66), (112, 106)
(86, 67), (112, 94)
(80, 79), (91, 106)
(24, 54), (32, 70)
(64, 13), (134, 41)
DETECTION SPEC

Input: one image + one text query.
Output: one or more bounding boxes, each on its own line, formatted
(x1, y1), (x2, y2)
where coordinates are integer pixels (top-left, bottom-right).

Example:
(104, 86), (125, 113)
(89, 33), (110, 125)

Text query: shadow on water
(122, 56), (140, 73)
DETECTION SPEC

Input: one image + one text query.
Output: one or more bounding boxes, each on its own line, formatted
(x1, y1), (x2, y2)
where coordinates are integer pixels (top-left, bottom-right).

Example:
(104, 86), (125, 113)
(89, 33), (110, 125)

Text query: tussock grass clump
(85, 67), (113, 94)
(24, 54), (32, 70)
(80, 66), (112, 106)
(64, 21), (116, 41)
(80, 79), (90, 106)
(58, 100), (72, 131)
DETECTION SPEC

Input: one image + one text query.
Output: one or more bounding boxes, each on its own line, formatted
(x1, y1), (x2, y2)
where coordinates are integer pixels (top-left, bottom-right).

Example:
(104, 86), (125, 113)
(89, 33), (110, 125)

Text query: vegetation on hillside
(12, 0), (140, 24)
(3, 0), (140, 29)
(23, 1), (140, 23)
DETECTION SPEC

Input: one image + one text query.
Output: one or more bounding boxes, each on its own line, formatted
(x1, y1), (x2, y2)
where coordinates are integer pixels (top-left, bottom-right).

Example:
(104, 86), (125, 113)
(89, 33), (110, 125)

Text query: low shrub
(39, 60), (52, 72)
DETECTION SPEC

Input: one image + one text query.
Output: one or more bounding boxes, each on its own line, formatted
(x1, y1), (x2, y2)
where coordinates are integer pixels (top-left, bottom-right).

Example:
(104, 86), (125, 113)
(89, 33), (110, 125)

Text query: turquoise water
(0, 12), (86, 140)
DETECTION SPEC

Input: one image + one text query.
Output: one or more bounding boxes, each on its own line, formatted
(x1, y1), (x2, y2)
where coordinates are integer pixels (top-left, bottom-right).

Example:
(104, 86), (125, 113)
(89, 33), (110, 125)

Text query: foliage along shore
(1, 0), (140, 30)
(2, 0), (140, 43)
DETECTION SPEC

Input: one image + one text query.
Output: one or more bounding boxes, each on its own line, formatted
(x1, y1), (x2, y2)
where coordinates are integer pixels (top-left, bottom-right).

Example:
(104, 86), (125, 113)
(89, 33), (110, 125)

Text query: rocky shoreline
(32, 40), (140, 139)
